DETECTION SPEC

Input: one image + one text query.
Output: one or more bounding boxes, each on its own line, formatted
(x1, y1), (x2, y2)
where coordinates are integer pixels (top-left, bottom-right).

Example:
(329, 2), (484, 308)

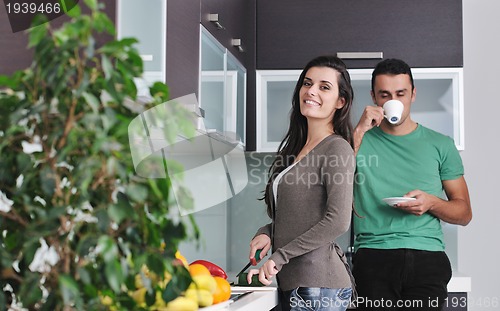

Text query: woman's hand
(249, 234), (271, 262)
(247, 259), (279, 286)
(247, 235), (275, 286)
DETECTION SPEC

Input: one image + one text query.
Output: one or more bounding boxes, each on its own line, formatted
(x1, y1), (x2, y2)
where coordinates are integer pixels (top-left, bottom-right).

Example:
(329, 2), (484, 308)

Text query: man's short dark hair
(371, 58), (414, 92)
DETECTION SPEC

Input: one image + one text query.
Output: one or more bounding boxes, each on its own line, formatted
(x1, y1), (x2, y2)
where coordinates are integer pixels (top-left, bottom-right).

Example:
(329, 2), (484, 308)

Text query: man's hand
(394, 178), (472, 226)
(354, 105), (384, 154)
(357, 105), (385, 132)
(394, 190), (437, 216)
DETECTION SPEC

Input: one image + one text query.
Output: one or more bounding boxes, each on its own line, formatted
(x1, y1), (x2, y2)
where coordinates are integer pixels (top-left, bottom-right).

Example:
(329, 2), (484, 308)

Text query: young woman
(247, 56), (356, 311)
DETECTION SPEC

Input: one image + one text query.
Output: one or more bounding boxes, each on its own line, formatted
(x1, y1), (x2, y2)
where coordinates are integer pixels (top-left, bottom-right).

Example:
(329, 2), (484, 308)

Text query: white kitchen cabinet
(256, 68), (464, 152)
(116, 0), (166, 89)
(199, 26), (247, 146)
(255, 70), (298, 152)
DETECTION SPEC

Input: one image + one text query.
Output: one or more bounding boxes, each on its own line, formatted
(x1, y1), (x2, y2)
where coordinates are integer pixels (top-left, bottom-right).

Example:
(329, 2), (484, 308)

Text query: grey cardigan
(255, 135), (355, 291)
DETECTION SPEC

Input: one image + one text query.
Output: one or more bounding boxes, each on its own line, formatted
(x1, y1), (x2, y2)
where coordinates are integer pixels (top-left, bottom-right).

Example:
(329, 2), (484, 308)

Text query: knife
(230, 290), (253, 302)
(235, 249), (263, 278)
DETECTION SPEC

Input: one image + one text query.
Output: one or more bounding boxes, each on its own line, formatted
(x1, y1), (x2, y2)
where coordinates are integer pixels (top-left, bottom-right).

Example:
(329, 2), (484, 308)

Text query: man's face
(371, 74), (416, 126)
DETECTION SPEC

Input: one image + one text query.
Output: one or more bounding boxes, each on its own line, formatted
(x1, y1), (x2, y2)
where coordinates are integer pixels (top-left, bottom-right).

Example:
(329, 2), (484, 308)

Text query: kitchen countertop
(227, 287), (278, 311)
(200, 271), (470, 311)
(199, 271), (278, 310)
(225, 270), (471, 292)
(448, 271), (471, 292)
(199, 286), (278, 311)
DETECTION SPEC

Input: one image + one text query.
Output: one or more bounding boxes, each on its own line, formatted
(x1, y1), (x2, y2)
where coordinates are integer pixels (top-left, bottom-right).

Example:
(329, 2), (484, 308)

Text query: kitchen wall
(460, 0), (500, 309)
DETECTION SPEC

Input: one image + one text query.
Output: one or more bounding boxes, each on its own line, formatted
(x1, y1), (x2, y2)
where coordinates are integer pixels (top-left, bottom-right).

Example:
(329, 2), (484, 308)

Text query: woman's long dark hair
(263, 55), (354, 216)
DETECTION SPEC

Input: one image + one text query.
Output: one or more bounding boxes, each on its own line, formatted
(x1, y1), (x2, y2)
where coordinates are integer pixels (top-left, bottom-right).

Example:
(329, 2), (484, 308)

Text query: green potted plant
(0, 0), (199, 309)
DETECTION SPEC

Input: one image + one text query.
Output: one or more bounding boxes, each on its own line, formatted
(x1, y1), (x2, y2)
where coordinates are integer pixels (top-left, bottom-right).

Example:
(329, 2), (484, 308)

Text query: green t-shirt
(354, 125), (464, 251)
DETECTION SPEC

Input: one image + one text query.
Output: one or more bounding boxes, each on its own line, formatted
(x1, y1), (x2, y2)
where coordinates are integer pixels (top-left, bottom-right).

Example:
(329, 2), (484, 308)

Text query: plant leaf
(146, 253), (165, 276)
(149, 82), (169, 102)
(93, 11), (116, 35)
(104, 259), (123, 293)
(0, 291), (5, 311)
(0, 74), (18, 88)
(84, 0), (98, 11)
(19, 273), (43, 306)
(28, 23), (48, 48)
(101, 55), (113, 80)
(76, 235), (98, 257)
(163, 221), (187, 247)
(108, 192), (137, 225)
(40, 167), (56, 197)
(64, 1), (81, 17)
(125, 184), (148, 203)
(59, 274), (82, 306)
(39, 292), (57, 311)
(162, 265), (192, 303)
(77, 266), (92, 285)
(97, 235), (118, 262)
(82, 91), (100, 113)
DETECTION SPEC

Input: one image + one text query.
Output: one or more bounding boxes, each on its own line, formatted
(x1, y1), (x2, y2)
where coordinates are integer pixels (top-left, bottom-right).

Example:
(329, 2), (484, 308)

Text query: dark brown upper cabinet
(201, 0), (256, 68)
(256, 0), (463, 69)
(0, 2), (116, 76)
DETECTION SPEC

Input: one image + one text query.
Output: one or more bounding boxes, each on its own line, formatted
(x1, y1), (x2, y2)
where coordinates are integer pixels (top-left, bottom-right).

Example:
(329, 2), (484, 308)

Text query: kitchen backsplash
(179, 152), (457, 272)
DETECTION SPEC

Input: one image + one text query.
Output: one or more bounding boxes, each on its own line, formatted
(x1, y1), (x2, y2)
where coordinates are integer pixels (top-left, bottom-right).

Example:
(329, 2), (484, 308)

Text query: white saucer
(382, 197), (416, 206)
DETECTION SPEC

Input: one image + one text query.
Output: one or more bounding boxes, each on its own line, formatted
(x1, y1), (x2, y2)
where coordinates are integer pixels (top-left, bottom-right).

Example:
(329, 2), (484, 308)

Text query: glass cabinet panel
(256, 71), (300, 152)
(227, 53), (247, 145)
(116, 0), (166, 86)
(266, 81), (295, 143)
(199, 27), (247, 145)
(256, 68), (464, 151)
(200, 28), (226, 133)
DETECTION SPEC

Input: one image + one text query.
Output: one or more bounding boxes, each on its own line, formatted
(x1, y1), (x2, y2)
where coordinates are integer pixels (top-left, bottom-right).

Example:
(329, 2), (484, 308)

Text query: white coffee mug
(383, 100), (404, 124)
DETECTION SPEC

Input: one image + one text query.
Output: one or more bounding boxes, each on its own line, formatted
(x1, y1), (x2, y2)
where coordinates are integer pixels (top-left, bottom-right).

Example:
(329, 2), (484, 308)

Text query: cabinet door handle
(140, 54), (154, 61)
(336, 52), (383, 59)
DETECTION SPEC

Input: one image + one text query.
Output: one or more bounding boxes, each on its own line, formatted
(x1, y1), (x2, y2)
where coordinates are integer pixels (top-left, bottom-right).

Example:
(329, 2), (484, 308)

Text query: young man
(352, 58), (472, 310)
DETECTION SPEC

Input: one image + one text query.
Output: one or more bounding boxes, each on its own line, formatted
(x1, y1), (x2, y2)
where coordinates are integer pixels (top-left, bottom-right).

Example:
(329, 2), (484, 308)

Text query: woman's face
(299, 66), (345, 123)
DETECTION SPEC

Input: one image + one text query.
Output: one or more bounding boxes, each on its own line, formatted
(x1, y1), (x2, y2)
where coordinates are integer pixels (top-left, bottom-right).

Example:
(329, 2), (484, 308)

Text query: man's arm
(395, 176), (472, 226)
(431, 177), (472, 225)
(353, 106), (384, 155)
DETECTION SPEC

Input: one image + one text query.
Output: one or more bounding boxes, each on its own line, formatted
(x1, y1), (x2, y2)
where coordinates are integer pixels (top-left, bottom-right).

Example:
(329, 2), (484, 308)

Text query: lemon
(164, 296), (199, 311)
(99, 294), (113, 306)
(130, 287), (147, 306)
(175, 250), (189, 268)
(185, 288), (214, 307)
(153, 291), (167, 308)
(189, 275), (217, 293)
(135, 274), (145, 288)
